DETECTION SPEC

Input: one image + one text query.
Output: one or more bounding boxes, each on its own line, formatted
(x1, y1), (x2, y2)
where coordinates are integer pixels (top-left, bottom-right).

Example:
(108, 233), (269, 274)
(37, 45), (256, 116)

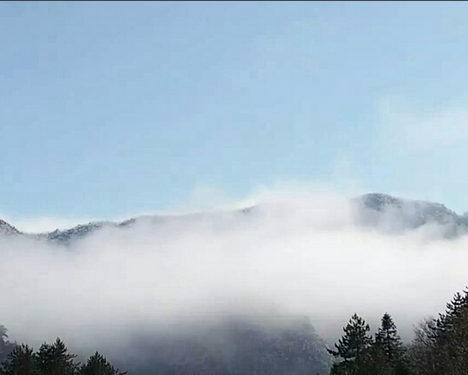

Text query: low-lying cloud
(0, 186), (466, 356)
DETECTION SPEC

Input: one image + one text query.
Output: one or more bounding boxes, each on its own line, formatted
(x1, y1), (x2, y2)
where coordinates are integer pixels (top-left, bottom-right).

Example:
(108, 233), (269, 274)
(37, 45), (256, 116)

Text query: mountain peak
(354, 193), (464, 236)
(0, 219), (20, 236)
(357, 193), (405, 211)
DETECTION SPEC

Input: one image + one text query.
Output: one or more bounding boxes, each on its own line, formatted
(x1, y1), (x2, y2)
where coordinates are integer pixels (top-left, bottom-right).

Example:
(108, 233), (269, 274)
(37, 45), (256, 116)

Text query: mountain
(0, 195), (464, 375)
(43, 221), (112, 243)
(353, 193), (468, 237)
(0, 219), (20, 236)
(1, 193), (467, 244)
(111, 315), (333, 375)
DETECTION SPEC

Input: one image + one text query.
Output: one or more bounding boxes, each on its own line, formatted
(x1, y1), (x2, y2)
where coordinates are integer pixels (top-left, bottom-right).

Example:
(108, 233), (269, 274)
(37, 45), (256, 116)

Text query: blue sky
(2, 1), (468, 224)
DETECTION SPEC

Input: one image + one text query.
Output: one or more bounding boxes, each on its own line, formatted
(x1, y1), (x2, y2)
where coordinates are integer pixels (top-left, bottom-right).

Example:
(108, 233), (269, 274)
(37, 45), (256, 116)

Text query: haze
(0, 186), (465, 357)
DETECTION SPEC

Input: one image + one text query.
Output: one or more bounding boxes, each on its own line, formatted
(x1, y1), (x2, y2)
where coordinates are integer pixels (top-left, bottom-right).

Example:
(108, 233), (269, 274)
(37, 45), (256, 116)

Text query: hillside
(1, 193), (467, 244)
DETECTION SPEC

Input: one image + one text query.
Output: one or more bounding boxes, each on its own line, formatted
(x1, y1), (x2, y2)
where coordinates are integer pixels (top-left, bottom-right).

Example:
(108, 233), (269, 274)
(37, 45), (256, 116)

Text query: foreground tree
(0, 344), (36, 375)
(328, 313), (411, 375)
(35, 338), (77, 375)
(0, 330), (126, 375)
(327, 313), (373, 375)
(79, 352), (127, 375)
(406, 288), (468, 375)
(375, 313), (404, 362)
(437, 290), (468, 374)
(374, 313), (410, 375)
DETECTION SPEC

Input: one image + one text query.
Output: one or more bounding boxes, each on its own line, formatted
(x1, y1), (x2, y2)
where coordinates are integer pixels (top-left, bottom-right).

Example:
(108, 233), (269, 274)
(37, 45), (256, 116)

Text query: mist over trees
(328, 313), (409, 375)
(0, 337), (125, 375)
(108, 316), (333, 375)
(2, 288), (468, 375)
(0, 316), (332, 375)
(327, 288), (468, 375)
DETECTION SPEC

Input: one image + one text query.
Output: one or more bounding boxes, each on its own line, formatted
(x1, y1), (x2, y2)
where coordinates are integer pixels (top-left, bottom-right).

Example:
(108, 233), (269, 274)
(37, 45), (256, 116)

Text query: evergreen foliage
(328, 288), (468, 375)
(0, 344), (36, 375)
(35, 338), (77, 375)
(79, 352), (126, 375)
(327, 313), (373, 375)
(0, 338), (124, 375)
(375, 313), (404, 362)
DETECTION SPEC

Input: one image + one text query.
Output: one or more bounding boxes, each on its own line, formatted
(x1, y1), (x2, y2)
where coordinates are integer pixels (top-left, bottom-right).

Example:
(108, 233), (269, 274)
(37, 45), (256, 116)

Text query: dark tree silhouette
(79, 352), (126, 375)
(375, 313), (404, 362)
(0, 344), (36, 375)
(35, 338), (78, 375)
(327, 313), (373, 374)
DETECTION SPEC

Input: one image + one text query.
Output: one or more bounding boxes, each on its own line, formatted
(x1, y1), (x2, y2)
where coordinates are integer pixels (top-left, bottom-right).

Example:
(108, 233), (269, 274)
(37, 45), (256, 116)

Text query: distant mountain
(353, 193), (468, 237)
(1, 193), (467, 244)
(42, 221), (112, 243)
(0, 219), (20, 236)
(112, 315), (333, 375)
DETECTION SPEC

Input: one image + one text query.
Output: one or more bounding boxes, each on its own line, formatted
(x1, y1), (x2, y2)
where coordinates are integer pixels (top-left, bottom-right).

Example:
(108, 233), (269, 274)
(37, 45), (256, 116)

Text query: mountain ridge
(2, 193), (467, 244)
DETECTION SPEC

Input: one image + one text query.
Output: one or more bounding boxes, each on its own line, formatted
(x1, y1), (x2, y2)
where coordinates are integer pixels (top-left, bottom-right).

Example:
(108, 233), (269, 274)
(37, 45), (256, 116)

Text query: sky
(4, 2), (468, 361)
(2, 1), (468, 226)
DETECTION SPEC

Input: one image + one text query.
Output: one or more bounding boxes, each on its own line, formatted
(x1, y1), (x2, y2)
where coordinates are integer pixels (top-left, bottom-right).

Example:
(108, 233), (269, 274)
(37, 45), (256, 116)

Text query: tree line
(0, 331), (125, 375)
(328, 287), (468, 375)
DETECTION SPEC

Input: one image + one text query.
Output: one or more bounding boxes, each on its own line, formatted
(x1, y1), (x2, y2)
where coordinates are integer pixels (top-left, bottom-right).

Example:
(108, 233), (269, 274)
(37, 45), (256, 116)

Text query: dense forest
(2, 287), (468, 375)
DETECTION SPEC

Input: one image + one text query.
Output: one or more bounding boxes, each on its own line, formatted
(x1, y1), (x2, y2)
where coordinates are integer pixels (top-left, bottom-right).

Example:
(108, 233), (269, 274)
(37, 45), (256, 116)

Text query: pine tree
(0, 344), (37, 375)
(79, 352), (126, 375)
(407, 319), (441, 375)
(35, 338), (77, 375)
(375, 313), (404, 362)
(374, 313), (411, 375)
(406, 289), (468, 375)
(439, 289), (468, 374)
(327, 314), (373, 375)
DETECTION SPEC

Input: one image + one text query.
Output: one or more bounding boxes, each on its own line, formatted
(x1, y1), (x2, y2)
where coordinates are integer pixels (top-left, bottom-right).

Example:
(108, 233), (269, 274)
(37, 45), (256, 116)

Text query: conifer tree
(0, 344), (36, 375)
(407, 319), (440, 375)
(375, 313), (404, 362)
(35, 338), (77, 375)
(79, 352), (126, 375)
(374, 313), (411, 375)
(328, 313), (373, 375)
(437, 289), (468, 374)
(406, 289), (468, 375)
